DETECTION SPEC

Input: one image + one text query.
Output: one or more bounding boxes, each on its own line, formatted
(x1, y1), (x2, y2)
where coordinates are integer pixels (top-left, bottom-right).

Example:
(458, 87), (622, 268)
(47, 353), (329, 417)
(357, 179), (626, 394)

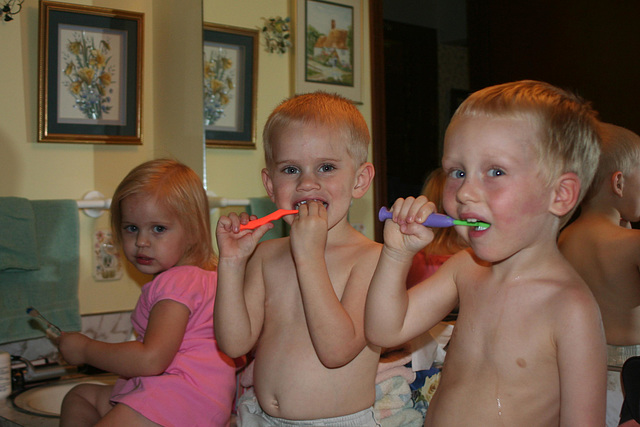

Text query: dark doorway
(383, 20), (440, 208)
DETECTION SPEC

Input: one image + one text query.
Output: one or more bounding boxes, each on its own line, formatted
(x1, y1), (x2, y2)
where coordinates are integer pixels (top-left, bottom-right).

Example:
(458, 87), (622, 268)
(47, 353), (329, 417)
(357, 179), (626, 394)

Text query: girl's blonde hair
(110, 159), (217, 271)
(262, 91), (370, 167)
(452, 80), (601, 226)
(584, 122), (640, 203)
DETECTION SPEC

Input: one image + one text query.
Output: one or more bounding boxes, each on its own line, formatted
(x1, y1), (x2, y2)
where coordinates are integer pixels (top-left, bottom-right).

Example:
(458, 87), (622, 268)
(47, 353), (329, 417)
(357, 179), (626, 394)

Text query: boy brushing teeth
(215, 92), (383, 425)
(365, 80), (607, 427)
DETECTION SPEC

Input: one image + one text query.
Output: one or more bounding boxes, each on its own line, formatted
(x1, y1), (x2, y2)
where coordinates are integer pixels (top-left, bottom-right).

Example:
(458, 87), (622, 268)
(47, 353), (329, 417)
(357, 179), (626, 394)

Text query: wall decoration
(260, 16), (291, 54)
(1, 0), (24, 22)
(38, 1), (143, 144)
(93, 230), (123, 281)
(293, 0), (362, 103)
(204, 23), (259, 149)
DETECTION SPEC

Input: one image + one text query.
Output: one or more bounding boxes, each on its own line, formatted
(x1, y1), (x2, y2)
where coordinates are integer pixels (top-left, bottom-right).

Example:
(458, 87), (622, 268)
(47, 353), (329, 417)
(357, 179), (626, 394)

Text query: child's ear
(611, 171), (624, 197)
(261, 168), (276, 202)
(352, 162), (375, 199)
(549, 172), (580, 217)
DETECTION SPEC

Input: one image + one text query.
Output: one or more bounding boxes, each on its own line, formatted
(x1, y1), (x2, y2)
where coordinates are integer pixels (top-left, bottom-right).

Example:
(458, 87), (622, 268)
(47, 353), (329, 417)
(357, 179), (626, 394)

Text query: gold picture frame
(38, 1), (143, 144)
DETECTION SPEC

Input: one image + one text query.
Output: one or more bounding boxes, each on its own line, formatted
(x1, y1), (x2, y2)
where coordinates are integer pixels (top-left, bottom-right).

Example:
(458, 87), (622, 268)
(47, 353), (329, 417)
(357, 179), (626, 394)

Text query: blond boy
(215, 92), (382, 425)
(559, 122), (640, 426)
(366, 80), (607, 426)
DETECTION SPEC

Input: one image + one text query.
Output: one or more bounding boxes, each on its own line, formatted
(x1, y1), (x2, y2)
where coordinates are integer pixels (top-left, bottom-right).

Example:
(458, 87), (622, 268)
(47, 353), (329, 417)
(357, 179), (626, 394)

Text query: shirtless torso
(422, 249), (606, 427)
(249, 230), (382, 420)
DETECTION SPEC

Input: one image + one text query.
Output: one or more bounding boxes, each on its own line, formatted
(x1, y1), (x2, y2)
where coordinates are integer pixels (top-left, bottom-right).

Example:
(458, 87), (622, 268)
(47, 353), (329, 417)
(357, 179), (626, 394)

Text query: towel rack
(77, 191), (251, 218)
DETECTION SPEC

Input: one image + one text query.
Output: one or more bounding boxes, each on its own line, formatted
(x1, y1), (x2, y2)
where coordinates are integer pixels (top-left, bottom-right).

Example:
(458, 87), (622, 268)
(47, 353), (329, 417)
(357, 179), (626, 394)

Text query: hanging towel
(247, 197), (290, 241)
(0, 199), (81, 343)
(0, 197), (40, 271)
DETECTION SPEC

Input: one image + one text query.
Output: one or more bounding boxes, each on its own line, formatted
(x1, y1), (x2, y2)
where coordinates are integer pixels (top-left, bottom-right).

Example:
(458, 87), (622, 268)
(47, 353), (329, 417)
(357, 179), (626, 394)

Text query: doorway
(369, 1), (442, 241)
(383, 20), (439, 208)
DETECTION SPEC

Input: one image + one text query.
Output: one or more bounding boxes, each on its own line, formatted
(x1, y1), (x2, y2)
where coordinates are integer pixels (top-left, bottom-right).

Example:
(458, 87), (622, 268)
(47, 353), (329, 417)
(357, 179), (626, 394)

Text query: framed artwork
(38, 1), (143, 144)
(204, 23), (259, 149)
(293, 0), (362, 103)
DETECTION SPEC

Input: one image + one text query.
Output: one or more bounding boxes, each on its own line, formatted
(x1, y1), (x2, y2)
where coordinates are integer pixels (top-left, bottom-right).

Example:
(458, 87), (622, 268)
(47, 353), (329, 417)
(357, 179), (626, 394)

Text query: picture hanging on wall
(204, 22), (259, 149)
(38, 1), (143, 144)
(293, 0), (362, 104)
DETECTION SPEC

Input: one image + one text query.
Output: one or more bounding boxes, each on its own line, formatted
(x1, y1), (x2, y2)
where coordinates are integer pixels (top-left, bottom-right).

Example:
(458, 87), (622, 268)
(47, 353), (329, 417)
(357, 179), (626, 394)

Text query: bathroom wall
(0, 0), (375, 315)
(203, 0), (376, 240)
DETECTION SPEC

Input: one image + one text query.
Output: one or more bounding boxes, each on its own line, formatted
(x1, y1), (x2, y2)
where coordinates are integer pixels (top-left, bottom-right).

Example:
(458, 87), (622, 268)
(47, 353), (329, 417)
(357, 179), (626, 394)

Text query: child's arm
(365, 197), (456, 347)
(58, 299), (189, 377)
(214, 212), (269, 358)
(289, 201), (379, 368)
(556, 288), (607, 426)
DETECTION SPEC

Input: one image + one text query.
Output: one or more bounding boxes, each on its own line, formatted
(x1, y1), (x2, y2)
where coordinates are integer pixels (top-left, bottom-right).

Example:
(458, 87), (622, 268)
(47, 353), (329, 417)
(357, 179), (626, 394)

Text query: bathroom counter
(0, 397), (58, 427)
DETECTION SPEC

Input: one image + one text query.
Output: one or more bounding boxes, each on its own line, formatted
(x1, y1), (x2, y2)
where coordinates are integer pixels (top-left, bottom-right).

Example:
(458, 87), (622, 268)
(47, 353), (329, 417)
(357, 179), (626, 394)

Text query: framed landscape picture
(294, 0), (362, 103)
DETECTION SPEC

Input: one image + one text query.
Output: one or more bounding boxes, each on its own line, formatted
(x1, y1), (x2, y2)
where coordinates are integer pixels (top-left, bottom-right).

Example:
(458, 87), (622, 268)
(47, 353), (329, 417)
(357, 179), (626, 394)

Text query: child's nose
(135, 232), (150, 247)
(297, 171), (320, 191)
(456, 177), (479, 203)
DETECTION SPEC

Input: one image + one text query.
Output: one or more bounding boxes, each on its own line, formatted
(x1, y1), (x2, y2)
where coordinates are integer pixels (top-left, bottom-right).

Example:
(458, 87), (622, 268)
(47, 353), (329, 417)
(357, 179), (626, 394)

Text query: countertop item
(1, 373), (118, 427)
(0, 353), (10, 400)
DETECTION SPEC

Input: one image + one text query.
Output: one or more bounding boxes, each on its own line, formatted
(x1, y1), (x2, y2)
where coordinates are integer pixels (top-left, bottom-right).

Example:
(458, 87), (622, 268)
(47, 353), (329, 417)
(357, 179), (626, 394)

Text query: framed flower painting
(38, 1), (143, 144)
(204, 23), (259, 149)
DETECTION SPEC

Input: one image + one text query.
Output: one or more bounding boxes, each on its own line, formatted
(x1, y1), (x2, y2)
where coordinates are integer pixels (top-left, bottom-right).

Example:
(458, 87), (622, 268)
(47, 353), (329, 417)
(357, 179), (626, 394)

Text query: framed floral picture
(204, 23), (259, 149)
(38, 1), (143, 144)
(293, 0), (362, 103)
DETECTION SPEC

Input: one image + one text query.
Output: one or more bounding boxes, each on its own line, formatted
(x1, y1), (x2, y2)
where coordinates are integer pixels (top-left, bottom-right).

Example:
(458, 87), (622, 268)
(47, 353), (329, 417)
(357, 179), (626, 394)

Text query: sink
(12, 374), (118, 417)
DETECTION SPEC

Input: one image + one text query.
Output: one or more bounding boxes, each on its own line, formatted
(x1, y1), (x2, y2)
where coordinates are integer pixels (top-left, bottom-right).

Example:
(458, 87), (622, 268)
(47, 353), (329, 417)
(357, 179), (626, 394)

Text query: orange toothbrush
(239, 209), (298, 230)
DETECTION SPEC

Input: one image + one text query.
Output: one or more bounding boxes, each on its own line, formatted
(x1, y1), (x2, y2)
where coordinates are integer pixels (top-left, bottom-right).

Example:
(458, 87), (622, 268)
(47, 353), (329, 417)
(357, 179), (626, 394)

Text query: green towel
(0, 199), (81, 343)
(247, 197), (290, 242)
(0, 197), (39, 271)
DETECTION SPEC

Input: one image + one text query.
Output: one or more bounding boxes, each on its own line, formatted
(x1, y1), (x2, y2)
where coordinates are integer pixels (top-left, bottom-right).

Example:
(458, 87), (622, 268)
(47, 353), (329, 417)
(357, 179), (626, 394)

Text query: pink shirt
(406, 252), (452, 289)
(111, 265), (236, 426)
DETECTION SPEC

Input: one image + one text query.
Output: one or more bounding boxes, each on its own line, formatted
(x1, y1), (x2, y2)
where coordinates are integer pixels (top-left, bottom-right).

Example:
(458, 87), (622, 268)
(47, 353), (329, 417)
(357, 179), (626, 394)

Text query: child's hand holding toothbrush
(216, 211), (274, 260)
(380, 196), (439, 259)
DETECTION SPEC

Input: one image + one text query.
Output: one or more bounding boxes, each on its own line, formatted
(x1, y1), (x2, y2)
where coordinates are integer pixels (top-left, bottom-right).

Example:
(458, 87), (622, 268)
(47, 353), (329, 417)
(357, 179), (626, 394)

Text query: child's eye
(153, 225), (167, 233)
(319, 164), (335, 173)
(488, 168), (505, 177)
(449, 169), (465, 179)
(124, 225), (137, 233)
(282, 166), (299, 174)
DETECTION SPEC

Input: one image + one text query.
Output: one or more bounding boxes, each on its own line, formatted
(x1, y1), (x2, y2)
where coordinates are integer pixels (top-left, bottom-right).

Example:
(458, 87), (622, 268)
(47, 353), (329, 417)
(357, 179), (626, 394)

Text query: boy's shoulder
(254, 235), (290, 251)
(561, 215), (640, 246)
(328, 228), (382, 271)
(341, 228), (382, 255)
(544, 253), (602, 311)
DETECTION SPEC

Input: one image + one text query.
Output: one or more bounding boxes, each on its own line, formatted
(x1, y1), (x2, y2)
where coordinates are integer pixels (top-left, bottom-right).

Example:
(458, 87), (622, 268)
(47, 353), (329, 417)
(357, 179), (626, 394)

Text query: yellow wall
(203, 0), (375, 234)
(0, 0), (374, 315)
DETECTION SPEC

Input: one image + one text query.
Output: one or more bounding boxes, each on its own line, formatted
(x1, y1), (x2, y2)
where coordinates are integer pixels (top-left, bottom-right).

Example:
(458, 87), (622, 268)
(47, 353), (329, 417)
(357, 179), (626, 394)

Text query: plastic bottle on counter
(0, 351), (10, 399)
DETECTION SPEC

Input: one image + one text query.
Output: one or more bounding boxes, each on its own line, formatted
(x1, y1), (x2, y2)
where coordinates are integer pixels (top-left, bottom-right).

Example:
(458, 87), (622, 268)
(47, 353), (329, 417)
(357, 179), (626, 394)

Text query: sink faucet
(11, 356), (77, 387)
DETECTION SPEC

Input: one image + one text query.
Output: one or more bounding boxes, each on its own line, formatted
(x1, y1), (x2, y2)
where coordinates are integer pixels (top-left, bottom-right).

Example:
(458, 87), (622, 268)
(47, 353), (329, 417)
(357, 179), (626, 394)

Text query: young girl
(405, 167), (468, 288)
(58, 159), (237, 426)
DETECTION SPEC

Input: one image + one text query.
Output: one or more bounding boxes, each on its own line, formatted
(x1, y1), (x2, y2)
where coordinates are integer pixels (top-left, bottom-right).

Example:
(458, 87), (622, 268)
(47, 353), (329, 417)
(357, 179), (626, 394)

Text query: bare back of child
(366, 80), (607, 427)
(215, 92), (382, 425)
(559, 122), (640, 350)
(559, 122), (640, 426)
